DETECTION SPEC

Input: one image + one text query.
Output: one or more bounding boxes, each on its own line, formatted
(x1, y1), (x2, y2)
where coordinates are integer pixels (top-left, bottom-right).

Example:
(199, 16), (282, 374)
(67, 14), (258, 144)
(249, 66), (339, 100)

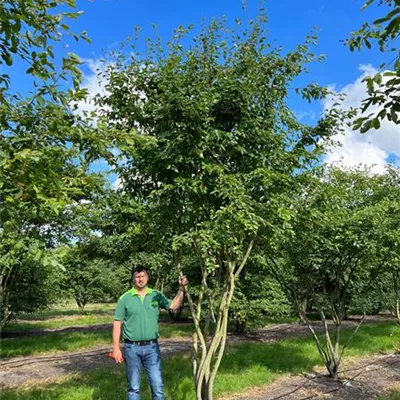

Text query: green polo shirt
(114, 287), (172, 341)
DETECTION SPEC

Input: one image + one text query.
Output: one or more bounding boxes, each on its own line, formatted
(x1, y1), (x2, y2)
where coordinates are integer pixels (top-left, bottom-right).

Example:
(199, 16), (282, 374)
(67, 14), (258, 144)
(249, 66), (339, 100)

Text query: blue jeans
(124, 342), (164, 400)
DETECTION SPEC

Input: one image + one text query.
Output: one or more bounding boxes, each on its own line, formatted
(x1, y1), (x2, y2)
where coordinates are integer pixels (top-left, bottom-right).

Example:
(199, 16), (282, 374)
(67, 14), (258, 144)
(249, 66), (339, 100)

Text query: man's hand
(178, 275), (188, 290)
(170, 276), (189, 310)
(112, 320), (123, 363)
(112, 348), (124, 363)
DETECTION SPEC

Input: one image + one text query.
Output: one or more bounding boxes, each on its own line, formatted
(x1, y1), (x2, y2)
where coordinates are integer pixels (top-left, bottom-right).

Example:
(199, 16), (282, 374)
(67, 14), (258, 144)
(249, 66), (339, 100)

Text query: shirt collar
(130, 287), (153, 296)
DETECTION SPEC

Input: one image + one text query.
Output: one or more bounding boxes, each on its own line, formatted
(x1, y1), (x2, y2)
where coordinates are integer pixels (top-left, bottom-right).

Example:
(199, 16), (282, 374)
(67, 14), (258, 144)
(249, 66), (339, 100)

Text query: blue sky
(11, 0), (400, 179)
(69, 0), (386, 83)
(12, 0), (387, 87)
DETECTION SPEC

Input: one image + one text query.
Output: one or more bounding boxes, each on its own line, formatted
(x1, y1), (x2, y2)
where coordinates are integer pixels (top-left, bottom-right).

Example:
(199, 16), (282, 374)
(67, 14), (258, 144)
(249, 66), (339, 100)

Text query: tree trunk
(75, 296), (87, 314)
(297, 297), (308, 322)
(193, 271), (233, 400)
(0, 266), (17, 331)
(299, 299), (343, 380)
(393, 271), (400, 326)
(178, 240), (253, 400)
(160, 277), (164, 293)
(0, 300), (11, 332)
(326, 361), (339, 379)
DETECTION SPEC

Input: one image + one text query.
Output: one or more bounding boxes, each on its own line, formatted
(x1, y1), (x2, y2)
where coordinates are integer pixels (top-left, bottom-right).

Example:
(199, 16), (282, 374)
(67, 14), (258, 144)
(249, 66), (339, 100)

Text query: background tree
(265, 166), (397, 378)
(369, 166), (400, 324)
(0, 0), (115, 329)
(229, 261), (292, 334)
(0, 0), (89, 104)
(84, 190), (180, 293)
(62, 243), (122, 314)
(98, 15), (341, 399)
(0, 235), (66, 327)
(347, 0), (400, 132)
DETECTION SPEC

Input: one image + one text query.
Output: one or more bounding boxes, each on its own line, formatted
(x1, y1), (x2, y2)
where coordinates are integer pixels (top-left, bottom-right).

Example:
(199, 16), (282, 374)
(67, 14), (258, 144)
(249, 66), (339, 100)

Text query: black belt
(124, 339), (158, 346)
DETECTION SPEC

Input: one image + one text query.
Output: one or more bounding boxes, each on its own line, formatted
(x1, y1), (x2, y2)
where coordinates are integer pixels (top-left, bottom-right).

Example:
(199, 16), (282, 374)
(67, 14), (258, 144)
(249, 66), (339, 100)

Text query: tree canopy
(97, 15), (343, 399)
(347, 0), (400, 131)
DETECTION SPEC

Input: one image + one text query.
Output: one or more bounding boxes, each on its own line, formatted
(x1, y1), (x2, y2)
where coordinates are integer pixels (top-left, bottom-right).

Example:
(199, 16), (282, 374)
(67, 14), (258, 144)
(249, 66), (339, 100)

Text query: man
(112, 265), (188, 400)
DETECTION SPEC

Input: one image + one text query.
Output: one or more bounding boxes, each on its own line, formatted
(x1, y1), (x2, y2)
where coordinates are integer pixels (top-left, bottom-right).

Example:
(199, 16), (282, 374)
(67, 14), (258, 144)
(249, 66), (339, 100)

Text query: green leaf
(371, 118), (381, 130)
(385, 16), (400, 36)
(33, 249), (43, 262)
(374, 8), (400, 26)
(377, 109), (387, 120)
(373, 73), (382, 85)
(360, 120), (372, 133)
(3, 51), (13, 66)
(361, 0), (374, 10)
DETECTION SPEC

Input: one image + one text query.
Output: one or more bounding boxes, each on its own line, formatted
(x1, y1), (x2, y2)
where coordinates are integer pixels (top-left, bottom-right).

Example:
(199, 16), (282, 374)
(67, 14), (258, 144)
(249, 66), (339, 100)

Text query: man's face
(133, 271), (149, 289)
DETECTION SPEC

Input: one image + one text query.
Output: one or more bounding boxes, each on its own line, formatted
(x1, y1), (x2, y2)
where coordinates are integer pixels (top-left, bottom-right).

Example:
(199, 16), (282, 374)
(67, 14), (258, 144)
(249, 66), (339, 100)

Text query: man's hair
(132, 265), (149, 277)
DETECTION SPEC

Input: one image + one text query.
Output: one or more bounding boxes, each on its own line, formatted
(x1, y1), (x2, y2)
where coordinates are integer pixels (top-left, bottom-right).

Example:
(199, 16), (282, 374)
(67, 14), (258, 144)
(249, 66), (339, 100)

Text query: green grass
(1, 323), (194, 358)
(6, 304), (182, 331)
(2, 300), (194, 358)
(6, 315), (114, 331)
(378, 386), (400, 400)
(159, 323), (194, 338)
(7, 303), (296, 332)
(1, 322), (399, 400)
(1, 331), (113, 358)
(14, 303), (116, 321)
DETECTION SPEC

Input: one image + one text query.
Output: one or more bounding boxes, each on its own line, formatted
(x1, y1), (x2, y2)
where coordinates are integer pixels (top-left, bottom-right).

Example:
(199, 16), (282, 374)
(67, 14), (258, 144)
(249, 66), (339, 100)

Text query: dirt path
(0, 322), (309, 388)
(1, 316), (398, 398)
(0, 338), (193, 388)
(222, 353), (400, 400)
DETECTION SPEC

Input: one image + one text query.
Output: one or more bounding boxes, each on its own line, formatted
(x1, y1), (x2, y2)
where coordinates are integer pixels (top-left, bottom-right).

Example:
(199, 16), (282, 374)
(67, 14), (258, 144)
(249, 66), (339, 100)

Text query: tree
(0, 233), (66, 327)
(0, 0), (114, 329)
(347, 0), (400, 132)
(59, 193), (138, 313)
(265, 166), (396, 378)
(369, 166), (400, 324)
(98, 15), (341, 399)
(0, 0), (89, 100)
(0, 0), (112, 239)
(229, 260), (292, 334)
(62, 244), (122, 314)
(81, 190), (178, 292)
(6, 251), (64, 320)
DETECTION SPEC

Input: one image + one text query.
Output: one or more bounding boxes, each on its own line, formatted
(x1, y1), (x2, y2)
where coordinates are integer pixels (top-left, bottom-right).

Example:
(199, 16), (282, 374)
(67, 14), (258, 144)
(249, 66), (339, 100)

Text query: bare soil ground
(1, 315), (399, 399)
(0, 338), (193, 388)
(1, 322), (113, 338)
(222, 353), (400, 400)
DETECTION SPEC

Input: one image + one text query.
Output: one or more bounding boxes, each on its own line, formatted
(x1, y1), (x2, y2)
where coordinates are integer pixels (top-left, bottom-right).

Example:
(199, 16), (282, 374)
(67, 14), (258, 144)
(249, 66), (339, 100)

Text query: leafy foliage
(229, 263), (292, 334)
(0, 0), (113, 329)
(347, 0), (400, 131)
(366, 166), (400, 324)
(0, 0), (88, 94)
(0, 242), (64, 326)
(97, 13), (342, 399)
(265, 166), (400, 377)
(62, 246), (123, 313)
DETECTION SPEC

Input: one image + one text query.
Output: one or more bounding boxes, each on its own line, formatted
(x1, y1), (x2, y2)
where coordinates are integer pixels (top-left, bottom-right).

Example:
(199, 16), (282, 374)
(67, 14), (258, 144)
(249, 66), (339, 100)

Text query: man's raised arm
(170, 275), (188, 310)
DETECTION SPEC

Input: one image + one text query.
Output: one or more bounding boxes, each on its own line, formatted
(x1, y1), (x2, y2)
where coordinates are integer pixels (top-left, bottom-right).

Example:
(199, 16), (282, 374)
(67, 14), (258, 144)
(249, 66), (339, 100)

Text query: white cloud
(76, 59), (124, 175)
(112, 176), (123, 190)
(323, 64), (400, 173)
(295, 110), (316, 121)
(76, 58), (110, 118)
